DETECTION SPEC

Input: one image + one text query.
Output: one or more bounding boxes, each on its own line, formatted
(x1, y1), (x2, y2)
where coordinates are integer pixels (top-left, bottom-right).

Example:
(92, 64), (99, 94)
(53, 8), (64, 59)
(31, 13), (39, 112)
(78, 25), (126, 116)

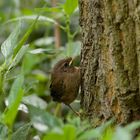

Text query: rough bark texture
(79, 0), (140, 125)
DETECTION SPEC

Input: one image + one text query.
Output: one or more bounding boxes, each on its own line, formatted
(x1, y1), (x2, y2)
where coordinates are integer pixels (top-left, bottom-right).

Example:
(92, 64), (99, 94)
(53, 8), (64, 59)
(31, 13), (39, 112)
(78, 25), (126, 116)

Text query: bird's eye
(64, 62), (69, 67)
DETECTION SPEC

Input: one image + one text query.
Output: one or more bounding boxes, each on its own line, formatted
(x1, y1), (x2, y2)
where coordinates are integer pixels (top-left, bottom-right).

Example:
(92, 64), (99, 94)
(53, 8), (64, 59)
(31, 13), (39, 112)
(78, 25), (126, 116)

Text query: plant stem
(0, 65), (6, 112)
(65, 16), (74, 56)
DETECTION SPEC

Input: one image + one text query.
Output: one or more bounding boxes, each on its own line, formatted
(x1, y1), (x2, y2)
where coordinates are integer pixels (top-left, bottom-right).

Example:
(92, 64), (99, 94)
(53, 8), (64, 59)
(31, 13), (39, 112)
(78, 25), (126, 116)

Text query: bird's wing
(50, 78), (65, 102)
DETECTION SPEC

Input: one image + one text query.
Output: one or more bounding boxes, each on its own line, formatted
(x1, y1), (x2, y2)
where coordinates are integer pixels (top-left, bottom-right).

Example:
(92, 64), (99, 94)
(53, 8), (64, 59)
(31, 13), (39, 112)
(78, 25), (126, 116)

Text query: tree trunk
(79, 0), (140, 125)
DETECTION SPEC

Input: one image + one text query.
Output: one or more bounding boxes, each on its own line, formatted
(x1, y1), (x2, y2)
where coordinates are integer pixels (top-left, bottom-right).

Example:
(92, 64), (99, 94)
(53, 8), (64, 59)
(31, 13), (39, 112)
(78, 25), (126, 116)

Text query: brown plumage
(50, 57), (80, 115)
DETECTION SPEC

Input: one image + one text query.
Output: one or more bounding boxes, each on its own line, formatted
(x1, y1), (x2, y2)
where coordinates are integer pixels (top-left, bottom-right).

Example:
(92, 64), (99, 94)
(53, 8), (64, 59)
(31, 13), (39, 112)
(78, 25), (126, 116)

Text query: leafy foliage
(3, 75), (24, 127)
(0, 0), (140, 139)
(1, 22), (21, 63)
(63, 0), (78, 16)
(11, 123), (31, 140)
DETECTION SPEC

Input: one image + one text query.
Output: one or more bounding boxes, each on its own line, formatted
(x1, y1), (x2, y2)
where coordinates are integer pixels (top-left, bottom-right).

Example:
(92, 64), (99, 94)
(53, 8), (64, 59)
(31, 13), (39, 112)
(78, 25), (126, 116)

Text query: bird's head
(53, 57), (73, 72)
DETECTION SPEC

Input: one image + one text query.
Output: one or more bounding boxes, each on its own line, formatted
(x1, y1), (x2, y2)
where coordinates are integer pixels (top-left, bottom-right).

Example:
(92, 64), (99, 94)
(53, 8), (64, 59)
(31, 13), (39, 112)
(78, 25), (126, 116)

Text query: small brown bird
(50, 57), (80, 116)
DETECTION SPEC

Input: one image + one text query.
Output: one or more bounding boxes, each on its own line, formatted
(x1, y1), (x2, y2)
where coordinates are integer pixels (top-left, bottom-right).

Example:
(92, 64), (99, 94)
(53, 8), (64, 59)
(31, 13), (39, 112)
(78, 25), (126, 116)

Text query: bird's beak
(69, 59), (73, 66)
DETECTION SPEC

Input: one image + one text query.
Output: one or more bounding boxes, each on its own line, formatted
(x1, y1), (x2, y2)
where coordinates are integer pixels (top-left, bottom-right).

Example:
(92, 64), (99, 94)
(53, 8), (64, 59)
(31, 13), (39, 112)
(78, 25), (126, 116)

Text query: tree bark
(79, 0), (140, 125)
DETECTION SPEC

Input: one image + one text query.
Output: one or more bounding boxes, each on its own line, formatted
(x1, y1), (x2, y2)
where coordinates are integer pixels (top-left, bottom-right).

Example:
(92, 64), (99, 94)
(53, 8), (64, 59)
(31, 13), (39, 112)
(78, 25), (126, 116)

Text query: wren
(50, 57), (80, 116)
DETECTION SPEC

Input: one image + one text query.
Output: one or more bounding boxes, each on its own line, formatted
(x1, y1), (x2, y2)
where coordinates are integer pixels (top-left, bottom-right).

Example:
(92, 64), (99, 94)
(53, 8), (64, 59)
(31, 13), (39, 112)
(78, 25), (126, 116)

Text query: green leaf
(6, 15), (57, 25)
(63, 0), (78, 16)
(77, 128), (101, 140)
(21, 53), (39, 75)
(0, 123), (8, 139)
(3, 75), (24, 127)
(3, 89), (24, 127)
(13, 15), (39, 58)
(34, 37), (54, 46)
(112, 127), (131, 140)
(102, 127), (114, 140)
(7, 74), (24, 106)
(22, 94), (47, 109)
(0, 65), (6, 93)
(29, 48), (56, 55)
(28, 105), (63, 132)
(65, 41), (81, 57)
(9, 44), (29, 70)
(32, 70), (48, 82)
(125, 121), (140, 132)
(1, 22), (21, 63)
(43, 129), (64, 140)
(12, 123), (31, 140)
(77, 119), (114, 140)
(35, 7), (62, 13)
(63, 124), (76, 140)
(43, 124), (76, 140)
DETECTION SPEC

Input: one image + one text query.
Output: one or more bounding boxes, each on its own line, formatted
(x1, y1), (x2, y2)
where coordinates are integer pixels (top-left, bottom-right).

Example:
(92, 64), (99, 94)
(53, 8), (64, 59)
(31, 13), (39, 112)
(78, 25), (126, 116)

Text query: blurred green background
(0, 0), (140, 140)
